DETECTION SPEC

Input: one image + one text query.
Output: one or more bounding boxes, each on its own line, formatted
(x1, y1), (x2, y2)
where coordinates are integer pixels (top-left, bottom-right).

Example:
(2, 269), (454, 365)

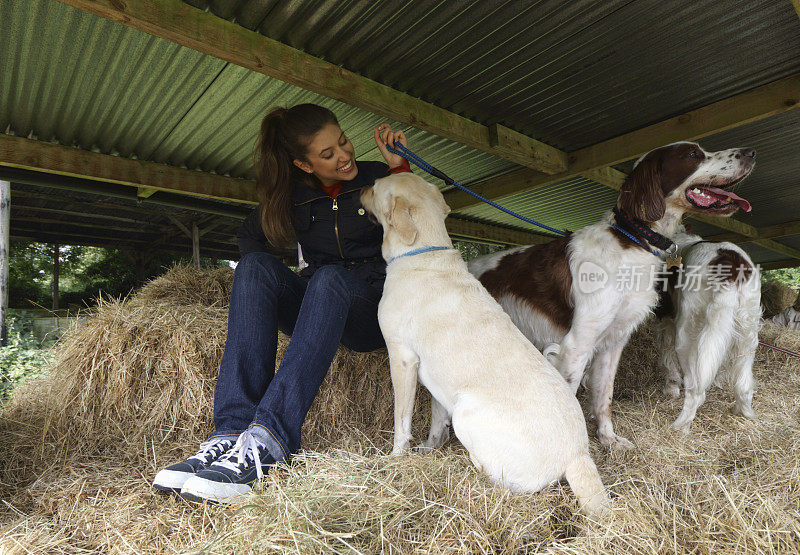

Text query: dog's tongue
(705, 187), (752, 212)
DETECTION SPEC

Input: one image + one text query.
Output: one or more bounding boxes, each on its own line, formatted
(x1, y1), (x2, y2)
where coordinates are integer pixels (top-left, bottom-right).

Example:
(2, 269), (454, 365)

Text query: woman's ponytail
(254, 104), (339, 247)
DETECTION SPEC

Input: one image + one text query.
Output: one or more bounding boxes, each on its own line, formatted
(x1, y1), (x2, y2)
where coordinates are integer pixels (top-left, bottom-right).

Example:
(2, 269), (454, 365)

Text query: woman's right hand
(374, 124), (408, 170)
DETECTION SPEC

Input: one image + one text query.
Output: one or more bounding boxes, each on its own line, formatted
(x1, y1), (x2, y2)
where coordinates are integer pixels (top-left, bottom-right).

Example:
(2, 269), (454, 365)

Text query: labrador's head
(360, 173), (452, 258)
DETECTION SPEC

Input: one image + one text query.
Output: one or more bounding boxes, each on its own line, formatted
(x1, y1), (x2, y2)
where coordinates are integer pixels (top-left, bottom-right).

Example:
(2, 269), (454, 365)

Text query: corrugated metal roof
(1, 0), (799, 267)
(183, 0), (800, 150)
(0, 0), (518, 181)
(778, 235), (800, 252)
(739, 242), (792, 265)
(459, 177), (618, 234)
(0, 0), (226, 158)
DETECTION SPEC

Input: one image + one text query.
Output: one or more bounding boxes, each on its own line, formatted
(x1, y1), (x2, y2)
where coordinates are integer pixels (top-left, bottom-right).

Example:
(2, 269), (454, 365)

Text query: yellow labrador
(360, 173), (609, 516)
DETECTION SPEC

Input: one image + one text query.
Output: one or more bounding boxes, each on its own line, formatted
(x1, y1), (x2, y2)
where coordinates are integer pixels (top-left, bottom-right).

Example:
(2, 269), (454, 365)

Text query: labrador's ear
(440, 197), (451, 217)
(389, 196), (418, 245)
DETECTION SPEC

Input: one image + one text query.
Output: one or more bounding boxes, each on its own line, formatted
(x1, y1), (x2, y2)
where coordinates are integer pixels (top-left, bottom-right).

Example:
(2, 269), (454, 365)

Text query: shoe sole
(153, 483), (183, 494)
(179, 491), (222, 505)
(152, 469), (194, 494)
(180, 475), (254, 505)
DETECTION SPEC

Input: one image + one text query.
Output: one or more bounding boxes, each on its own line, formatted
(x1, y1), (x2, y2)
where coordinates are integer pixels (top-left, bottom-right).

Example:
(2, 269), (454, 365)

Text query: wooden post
(1, 180), (9, 346)
(134, 250), (146, 287)
(192, 221), (200, 270)
(52, 244), (59, 312)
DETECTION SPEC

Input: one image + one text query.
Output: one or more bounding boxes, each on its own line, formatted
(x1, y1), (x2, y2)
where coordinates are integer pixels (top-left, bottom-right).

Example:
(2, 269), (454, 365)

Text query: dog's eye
(688, 149), (699, 158)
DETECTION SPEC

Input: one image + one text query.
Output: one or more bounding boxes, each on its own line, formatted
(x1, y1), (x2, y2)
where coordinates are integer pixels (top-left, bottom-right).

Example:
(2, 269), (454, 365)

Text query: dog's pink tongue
(706, 187), (752, 212)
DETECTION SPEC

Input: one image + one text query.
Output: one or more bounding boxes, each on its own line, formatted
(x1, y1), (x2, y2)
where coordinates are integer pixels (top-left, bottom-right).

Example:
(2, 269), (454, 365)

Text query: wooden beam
(0, 134), (258, 203)
(687, 212), (760, 238)
(446, 218), (553, 246)
(566, 73), (800, 173)
(754, 219), (800, 241)
(704, 219), (800, 243)
(445, 169), (556, 212)
(54, 0), (566, 174)
(192, 221), (200, 269)
(446, 72), (800, 210)
(702, 231), (745, 243)
(1, 181), (9, 346)
(10, 232), (238, 259)
(52, 244), (60, 311)
(166, 214), (192, 238)
(137, 186), (159, 198)
(760, 258), (800, 270)
(11, 215), (172, 235)
(751, 238), (800, 260)
(12, 202), (152, 225)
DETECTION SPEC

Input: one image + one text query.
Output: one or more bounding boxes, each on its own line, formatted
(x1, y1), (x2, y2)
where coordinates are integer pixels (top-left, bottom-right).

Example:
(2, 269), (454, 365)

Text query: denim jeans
(210, 252), (385, 462)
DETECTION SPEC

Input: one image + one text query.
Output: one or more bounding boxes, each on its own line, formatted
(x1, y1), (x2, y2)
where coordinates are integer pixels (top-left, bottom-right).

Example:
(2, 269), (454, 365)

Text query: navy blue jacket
(236, 161), (392, 289)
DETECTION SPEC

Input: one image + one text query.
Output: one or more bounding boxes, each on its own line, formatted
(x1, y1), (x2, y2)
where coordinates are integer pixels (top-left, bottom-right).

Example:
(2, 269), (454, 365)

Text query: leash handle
(385, 143), (567, 237)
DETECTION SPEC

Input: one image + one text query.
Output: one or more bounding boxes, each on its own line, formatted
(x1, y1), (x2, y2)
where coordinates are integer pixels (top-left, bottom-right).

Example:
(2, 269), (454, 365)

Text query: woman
(152, 104), (411, 504)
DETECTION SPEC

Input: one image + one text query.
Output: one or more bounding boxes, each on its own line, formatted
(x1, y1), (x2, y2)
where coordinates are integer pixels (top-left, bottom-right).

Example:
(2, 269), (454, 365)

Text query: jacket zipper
(332, 198), (344, 258)
(296, 188), (363, 260)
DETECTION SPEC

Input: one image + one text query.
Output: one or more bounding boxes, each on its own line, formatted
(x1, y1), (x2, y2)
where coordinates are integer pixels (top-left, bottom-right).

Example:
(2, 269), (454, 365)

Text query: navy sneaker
(152, 436), (236, 493)
(180, 429), (275, 504)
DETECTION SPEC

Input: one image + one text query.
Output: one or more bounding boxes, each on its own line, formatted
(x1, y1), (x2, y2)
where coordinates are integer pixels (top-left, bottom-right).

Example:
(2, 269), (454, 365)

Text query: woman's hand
(374, 124), (408, 169)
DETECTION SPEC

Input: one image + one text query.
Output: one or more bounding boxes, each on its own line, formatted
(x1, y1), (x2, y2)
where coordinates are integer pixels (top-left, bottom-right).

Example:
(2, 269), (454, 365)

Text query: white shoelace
(189, 437), (233, 464)
(213, 430), (267, 479)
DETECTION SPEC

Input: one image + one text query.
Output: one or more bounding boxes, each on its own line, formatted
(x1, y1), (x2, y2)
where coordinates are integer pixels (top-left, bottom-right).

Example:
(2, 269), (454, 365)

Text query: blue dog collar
(388, 246), (452, 264)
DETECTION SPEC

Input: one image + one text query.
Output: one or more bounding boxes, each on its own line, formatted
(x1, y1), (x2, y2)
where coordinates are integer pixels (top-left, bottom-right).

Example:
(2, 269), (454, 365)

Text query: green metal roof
(1, 0), (800, 266)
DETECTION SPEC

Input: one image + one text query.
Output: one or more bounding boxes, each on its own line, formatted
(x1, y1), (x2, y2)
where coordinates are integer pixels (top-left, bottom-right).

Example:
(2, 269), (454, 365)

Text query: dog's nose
(741, 148), (756, 159)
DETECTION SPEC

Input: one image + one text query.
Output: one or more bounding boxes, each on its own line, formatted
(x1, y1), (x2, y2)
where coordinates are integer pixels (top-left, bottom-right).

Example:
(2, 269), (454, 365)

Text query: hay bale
(2, 266), (800, 553)
(761, 280), (798, 318)
(0, 265), (424, 490)
(135, 264), (234, 307)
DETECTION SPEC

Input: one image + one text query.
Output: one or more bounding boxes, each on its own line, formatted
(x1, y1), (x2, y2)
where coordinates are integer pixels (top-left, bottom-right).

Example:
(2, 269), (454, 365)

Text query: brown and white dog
(656, 228), (761, 433)
(469, 142), (755, 449)
(361, 173), (609, 516)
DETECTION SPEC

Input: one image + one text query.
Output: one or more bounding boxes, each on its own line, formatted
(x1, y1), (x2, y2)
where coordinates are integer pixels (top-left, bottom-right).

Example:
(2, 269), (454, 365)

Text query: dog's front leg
(557, 330), (597, 395)
(416, 397), (451, 452)
(386, 340), (420, 455)
(589, 342), (634, 450)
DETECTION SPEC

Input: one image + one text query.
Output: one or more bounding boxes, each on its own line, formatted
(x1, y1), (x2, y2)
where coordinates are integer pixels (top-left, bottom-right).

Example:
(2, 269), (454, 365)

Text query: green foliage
(453, 240), (507, 262)
(8, 242), (198, 308)
(0, 311), (53, 401)
(762, 267), (800, 289)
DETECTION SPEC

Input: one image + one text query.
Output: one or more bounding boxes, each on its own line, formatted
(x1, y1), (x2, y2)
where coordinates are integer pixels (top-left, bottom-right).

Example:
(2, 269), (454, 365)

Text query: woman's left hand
(374, 124), (408, 169)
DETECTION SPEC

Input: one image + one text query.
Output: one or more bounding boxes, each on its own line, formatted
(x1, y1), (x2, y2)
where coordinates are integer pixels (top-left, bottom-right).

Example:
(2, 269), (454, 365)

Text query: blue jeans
(210, 252), (385, 462)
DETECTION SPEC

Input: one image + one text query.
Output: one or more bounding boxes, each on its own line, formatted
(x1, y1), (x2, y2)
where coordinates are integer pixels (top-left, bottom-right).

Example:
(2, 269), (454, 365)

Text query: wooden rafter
(706, 219), (800, 243)
(54, 0), (567, 174)
(761, 258), (800, 270)
(0, 134), (258, 204)
(446, 218), (552, 246)
(445, 72), (800, 211)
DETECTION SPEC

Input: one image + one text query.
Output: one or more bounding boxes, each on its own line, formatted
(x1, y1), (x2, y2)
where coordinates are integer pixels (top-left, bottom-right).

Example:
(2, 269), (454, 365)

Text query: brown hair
(254, 104), (340, 246)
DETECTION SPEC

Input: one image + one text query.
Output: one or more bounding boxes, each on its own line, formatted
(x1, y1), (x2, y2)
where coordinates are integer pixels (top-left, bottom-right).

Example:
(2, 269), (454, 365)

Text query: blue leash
(385, 143), (567, 237)
(385, 142), (663, 257)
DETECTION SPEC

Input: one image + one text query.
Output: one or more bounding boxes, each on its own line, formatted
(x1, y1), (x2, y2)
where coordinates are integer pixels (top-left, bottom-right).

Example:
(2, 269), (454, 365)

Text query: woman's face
(294, 123), (358, 187)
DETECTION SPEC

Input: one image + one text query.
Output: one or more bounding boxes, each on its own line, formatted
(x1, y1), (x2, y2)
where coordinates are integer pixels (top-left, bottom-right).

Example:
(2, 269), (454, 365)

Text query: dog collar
(388, 246), (452, 264)
(612, 206), (675, 253)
